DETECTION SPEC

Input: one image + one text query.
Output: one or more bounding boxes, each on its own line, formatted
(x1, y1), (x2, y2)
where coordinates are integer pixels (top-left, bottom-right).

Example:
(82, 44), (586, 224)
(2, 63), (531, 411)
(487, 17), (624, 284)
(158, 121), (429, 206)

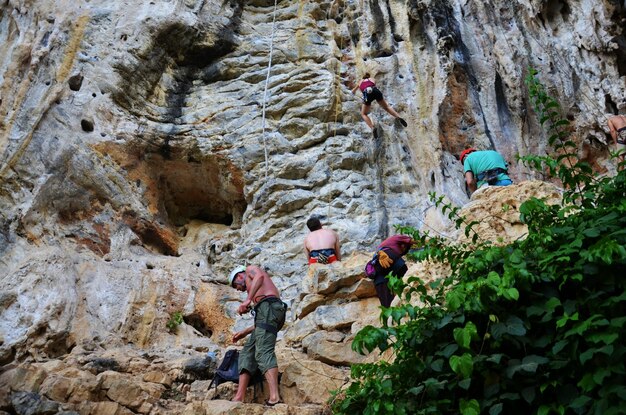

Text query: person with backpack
(365, 235), (416, 307)
(459, 148), (512, 194)
(228, 265), (287, 406)
(351, 72), (407, 138)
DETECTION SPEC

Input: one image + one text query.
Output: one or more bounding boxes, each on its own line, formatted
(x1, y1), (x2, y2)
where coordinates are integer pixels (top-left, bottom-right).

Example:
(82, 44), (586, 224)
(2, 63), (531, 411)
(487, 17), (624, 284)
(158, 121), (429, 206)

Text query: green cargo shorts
(238, 298), (287, 375)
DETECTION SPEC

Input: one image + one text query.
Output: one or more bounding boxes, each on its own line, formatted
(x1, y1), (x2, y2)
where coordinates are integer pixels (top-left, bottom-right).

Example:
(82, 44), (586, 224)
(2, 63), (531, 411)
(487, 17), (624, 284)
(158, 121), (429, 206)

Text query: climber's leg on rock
(361, 103), (375, 130)
(378, 99), (407, 126)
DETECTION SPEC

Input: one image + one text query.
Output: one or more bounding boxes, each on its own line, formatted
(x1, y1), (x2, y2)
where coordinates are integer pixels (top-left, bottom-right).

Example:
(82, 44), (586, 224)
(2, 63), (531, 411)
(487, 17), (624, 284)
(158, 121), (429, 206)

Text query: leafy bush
(167, 311), (184, 333)
(330, 70), (626, 415)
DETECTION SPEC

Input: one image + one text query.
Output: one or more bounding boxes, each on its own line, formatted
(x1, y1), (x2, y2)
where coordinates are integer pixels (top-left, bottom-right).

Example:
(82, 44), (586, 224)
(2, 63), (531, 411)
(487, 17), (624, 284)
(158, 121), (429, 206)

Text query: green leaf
(569, 395), (591, 410)
(538, 406), (550, 415)
(431, 358), (444, 372)
(449, 353), (474, 378)
(407, 385), (424, 395)
(460, 399), (480, 415)
(505, 287), (519, 300)
(458, 378), (471, 390)
(593, 368), (611, 384)
(486, 354), (503, 364)
(489, 403), (503, 415)
(453, 322), (478, 349)
(521, 386), (536, 404)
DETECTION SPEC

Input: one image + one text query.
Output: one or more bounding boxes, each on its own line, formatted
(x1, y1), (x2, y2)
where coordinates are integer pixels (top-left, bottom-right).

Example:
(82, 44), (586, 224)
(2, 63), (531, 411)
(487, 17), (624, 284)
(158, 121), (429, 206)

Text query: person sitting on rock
(460, 148), (512, 194)
(351, 72), (407, 138)
(607, 114), (626, 169)
(229, 265), (287, 406)
(368, 234), (415, 307)
(304, 216), (341, 265)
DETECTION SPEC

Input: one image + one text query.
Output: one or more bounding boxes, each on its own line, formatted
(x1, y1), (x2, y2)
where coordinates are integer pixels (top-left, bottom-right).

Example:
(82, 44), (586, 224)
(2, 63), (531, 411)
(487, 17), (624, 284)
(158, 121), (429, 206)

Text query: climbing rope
(324, 5), (349, 220)
(288, 347), (350, 383)
(260, 0), (280, 181)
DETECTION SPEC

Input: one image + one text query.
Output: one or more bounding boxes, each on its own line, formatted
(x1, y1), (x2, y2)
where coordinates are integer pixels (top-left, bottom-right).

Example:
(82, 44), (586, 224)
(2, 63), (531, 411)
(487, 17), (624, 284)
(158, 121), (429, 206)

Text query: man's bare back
(304, 228), (341, 258)
(608, 115), (626, 144)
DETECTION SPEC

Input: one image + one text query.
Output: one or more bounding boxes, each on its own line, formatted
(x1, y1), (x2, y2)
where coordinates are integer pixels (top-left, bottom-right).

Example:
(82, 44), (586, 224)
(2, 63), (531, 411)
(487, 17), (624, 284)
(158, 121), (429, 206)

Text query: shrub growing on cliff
(330, 70), (626, 414)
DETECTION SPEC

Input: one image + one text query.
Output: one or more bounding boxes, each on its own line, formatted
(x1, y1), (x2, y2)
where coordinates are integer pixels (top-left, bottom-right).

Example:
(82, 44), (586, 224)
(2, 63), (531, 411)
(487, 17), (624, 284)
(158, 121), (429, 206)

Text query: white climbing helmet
(228, 265), (246, 287)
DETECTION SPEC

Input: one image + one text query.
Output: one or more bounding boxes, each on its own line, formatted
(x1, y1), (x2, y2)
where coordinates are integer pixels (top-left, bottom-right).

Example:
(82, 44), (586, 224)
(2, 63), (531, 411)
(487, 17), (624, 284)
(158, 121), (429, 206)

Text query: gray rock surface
(0, 0), (624, 412)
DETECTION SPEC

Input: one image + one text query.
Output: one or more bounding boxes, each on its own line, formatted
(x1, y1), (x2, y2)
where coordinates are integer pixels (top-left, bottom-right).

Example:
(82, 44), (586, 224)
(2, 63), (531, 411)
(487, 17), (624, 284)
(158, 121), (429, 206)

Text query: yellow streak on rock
(0, 14), (90, 179)
(56, 14), (90, 82)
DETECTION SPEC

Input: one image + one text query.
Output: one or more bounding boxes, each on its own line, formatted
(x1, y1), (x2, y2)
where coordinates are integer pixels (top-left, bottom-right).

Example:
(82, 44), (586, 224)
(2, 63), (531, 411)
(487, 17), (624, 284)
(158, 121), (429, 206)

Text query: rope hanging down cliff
(260, 0), (279, 180)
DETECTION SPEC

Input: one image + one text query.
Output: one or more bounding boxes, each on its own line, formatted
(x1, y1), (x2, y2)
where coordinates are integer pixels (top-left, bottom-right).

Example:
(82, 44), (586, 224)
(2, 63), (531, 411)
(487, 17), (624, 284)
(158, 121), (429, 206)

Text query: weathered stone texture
(0, 0), (624, 412)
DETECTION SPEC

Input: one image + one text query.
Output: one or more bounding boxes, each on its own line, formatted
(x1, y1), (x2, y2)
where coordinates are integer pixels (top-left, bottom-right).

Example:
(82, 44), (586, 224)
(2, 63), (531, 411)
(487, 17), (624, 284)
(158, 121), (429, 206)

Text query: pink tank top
(359, 79), (376, 92)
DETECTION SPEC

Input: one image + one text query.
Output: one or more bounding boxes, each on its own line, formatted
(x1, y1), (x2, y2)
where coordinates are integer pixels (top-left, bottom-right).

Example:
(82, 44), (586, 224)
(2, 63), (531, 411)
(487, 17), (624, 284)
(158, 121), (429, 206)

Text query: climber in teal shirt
(460, 148), (512, 194)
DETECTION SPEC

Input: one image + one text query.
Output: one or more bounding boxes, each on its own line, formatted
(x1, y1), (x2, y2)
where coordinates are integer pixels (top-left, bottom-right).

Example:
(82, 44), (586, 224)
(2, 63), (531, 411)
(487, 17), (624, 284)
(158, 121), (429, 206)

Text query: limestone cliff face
(0, 0), (624, 412)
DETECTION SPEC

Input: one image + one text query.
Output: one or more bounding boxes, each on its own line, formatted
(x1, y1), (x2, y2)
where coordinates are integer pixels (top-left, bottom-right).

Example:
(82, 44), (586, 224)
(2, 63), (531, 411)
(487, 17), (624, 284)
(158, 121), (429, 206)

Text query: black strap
(477, 167), (507, 181)
(253, 296), (281, 312)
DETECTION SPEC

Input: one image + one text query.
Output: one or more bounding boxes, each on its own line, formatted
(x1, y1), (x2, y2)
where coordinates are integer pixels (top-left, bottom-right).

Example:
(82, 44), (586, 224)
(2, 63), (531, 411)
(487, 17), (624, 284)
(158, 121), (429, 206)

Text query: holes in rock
(543, 0), (571, 22)
(68, 74), (83, 91)
(81, 119), (94, 132)
(184, 313), (212, 337)
(84, 358), (120, 374)
(151, 153), (246, 228)
(375, 50), (394, 58)
(43, 330), (75, 359)
(605, 94), (618, 115)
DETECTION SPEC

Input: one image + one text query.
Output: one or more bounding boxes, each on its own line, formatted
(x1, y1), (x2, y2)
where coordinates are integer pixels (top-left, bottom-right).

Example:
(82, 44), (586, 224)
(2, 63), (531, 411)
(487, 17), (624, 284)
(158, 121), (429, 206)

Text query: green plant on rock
(330, 69), (626, 415)
(167, 311), (184, 333)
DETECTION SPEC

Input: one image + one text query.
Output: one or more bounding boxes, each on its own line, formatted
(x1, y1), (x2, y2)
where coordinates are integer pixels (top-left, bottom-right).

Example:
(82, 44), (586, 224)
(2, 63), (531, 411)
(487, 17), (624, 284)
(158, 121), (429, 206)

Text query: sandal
(265, 399), (283, 406)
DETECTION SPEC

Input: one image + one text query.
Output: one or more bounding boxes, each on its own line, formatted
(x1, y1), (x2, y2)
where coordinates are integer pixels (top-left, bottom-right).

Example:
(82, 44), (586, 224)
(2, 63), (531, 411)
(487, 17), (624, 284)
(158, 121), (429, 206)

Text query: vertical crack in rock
(609, 4), (626, 77)
(429, 0), (494, 150)
(368, 0), (394, 57)
(495, 71), (514, 146)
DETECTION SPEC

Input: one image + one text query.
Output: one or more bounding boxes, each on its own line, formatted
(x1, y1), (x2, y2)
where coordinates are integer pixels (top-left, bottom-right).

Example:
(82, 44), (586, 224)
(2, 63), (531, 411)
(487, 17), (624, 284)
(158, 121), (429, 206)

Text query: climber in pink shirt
(351, 72), (407, 138)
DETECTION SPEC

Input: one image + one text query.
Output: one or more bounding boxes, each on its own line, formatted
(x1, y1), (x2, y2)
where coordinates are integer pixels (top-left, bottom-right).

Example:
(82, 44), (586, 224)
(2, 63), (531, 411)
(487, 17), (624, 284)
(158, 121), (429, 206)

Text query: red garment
(359, 78), (376, 92)
(378, 235), (413, 257)
(308, 255), (338, 265)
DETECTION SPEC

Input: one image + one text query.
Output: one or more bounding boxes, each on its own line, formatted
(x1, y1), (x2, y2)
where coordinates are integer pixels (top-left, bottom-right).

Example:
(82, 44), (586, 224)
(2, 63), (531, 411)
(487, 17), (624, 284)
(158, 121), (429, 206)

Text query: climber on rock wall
(351, 72), (407, 138)
(229, 265), (287, 406)
(460, 148), (513, 195)
(304, 216), (341, 265)
(365, 234), (416, 307)
(607, 115), (626, 169)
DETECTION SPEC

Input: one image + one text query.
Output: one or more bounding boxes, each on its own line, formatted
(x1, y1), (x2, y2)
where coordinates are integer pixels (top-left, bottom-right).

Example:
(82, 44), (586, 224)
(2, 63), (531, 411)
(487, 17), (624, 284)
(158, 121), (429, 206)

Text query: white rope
(260, 0), (279, 180)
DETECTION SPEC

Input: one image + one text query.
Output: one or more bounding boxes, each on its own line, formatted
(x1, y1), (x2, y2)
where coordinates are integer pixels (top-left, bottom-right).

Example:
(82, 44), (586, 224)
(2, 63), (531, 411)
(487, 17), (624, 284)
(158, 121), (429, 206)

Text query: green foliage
(167, 311), (184, 333)
(331, 70), (626, 414)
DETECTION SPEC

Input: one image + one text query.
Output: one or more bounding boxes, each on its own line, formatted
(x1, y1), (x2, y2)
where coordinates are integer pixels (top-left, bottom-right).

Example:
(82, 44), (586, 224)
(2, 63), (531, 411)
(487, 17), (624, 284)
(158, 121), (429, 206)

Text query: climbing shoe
(399, 118), (408, 127)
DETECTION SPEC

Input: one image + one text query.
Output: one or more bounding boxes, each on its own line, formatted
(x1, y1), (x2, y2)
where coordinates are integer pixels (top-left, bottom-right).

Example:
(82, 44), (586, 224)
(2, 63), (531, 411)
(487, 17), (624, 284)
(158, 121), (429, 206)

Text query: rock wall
(0, 0), (624, 413)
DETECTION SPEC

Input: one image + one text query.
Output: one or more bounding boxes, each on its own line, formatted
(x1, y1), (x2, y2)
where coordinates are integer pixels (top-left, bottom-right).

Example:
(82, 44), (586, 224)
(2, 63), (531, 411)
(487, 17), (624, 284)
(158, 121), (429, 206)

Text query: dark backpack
(364, 247), (398, 279)
(208, 349), (263, 398)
